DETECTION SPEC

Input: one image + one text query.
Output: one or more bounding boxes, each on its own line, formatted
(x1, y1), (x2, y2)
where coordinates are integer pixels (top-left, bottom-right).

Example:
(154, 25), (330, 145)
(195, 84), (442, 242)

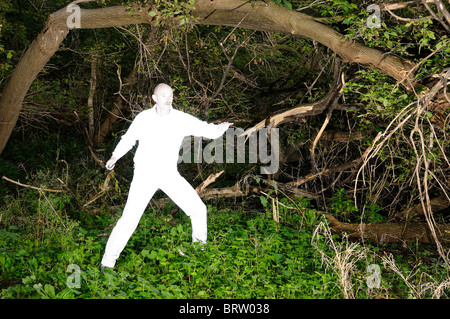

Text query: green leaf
(272, 253), (284, 260)
(260, 196), (268, 208)
(141, 249), (150, 257)
(44, 284), (56, 298)
(57, 288), (75, 299)
(22, 275), (36, 285)
(284, 1), (292, 10)
(150, 250), (158, 259)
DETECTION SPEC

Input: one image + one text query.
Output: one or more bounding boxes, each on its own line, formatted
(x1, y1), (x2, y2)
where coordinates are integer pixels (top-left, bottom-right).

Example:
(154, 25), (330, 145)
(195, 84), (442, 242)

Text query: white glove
(105, 157), (118, 170)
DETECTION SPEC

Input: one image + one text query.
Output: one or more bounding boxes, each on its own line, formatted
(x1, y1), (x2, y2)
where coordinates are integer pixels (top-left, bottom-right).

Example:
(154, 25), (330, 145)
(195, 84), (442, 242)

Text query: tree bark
(0, 0), (417, 156)
(394, 194), (450, 220)
(87, 54), (98, 141)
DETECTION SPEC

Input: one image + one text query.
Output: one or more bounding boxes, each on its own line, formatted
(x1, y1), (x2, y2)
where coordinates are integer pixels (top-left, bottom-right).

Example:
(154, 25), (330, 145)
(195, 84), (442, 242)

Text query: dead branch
(87, 144), (105, 169)
(395, 194), (450, 220)
(318, 130), (366, 142)
(2, 176), (65, 193)
(87, 54), (98, 141)
(288, 146), (371, 187)
(310, 72), (345, 172)
(384, 4), (432, 22)
(241, 60), (343, 138)
(195, 170), (224, 193)
(326, 214), (450, 243)
(196, 176), (319, 200)
(379, 0), (436, 11)
(422, 0), (450, 33)
(433, 0), (450, 28)
(83, 170), (115, 206)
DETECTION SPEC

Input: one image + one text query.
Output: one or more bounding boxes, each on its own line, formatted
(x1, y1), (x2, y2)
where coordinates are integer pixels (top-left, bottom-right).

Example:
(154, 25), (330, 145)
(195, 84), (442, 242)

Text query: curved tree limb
(193, 0), (416, 88)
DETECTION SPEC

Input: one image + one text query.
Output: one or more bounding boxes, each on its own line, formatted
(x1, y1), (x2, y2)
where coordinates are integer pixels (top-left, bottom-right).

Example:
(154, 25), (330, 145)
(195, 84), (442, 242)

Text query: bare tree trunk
(94, 66), (138, 145)
(0, 0), (417, 156)
(87, 54), (98, 141)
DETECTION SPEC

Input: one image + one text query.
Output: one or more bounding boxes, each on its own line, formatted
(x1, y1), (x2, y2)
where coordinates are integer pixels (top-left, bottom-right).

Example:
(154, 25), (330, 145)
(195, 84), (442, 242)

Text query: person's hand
(105, 157), (118, 170)
(218, 122), (233, 132)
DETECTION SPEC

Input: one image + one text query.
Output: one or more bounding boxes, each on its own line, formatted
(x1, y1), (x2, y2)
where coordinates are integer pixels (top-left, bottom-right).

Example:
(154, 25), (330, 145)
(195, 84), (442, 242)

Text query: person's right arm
(105, 114), (142, 170)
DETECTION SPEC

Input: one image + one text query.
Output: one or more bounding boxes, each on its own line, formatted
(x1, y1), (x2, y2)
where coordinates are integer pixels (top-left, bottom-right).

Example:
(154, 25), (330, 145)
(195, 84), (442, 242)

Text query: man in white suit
(101, 83), (232, 269)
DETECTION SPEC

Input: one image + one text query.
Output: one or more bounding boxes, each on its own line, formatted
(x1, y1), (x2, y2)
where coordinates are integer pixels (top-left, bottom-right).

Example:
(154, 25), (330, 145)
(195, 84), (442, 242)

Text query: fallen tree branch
(195, 170), (224, 193)
(379, 0), (436, 11)
(395, 193), (450, 220)
(422, 0), (450, 33)
(326, 214), (450, 243)
(197, 180), (320, 200)
(310, 98), (340, 173)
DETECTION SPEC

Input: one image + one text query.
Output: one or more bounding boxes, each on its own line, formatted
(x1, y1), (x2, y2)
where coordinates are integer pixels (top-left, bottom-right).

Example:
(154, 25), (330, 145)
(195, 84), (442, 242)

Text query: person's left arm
(185, 113), (232, 139)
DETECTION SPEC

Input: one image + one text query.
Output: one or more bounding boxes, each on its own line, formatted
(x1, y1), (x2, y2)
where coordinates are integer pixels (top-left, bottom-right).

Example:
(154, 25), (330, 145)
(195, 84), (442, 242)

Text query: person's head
(152, 83), (173, 115)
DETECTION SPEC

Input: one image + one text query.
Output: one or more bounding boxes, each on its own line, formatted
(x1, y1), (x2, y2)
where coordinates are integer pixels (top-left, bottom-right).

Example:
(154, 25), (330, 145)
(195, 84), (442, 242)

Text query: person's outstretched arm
(186, 113), (232, 139)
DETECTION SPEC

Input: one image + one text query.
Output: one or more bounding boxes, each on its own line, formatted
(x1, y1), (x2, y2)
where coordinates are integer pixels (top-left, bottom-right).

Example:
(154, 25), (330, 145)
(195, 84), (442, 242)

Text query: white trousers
(101, 167), (207, 268)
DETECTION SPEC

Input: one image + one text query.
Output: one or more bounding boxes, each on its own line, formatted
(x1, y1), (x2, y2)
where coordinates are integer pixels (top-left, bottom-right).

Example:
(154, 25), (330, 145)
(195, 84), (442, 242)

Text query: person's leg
(101, 171), (157, 268)
(160, 172), (207, 245)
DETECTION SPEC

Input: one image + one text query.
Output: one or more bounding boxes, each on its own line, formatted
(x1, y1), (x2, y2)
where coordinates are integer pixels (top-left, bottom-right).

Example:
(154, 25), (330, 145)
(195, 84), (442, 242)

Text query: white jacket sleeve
(111, 115), (142, 160)
(185, 113), (225, 140)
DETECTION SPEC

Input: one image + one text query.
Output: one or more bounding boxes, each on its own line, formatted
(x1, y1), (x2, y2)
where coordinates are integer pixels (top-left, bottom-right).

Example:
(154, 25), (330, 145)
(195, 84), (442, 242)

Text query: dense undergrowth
(1, 195), (448, 299)
(0, 130), (449, 299)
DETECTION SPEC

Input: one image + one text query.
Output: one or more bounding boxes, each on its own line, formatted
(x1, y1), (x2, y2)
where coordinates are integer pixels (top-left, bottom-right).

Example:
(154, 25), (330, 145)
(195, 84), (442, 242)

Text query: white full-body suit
(101, 106), (226, 268)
